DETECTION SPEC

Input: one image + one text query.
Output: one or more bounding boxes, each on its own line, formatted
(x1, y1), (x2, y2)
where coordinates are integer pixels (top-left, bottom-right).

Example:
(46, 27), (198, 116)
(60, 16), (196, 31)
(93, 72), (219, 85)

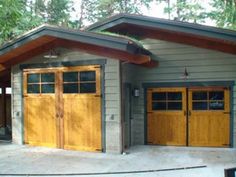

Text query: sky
(71, 0), (216, 26)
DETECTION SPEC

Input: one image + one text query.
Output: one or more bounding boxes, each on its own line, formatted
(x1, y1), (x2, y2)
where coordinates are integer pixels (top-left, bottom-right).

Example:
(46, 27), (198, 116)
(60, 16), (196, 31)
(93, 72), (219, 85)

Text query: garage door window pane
(42, 84), (55, 93)
(80, 71), (95, 81)
(27, 74), (40, 83)
(209, 91), (224, 100)
(27, 84), (40, 93)
(168, 92), (182, 100)
(193, 102), (207, 110)
(63, 83), (78, 93)
(168, 102), (182, 110)
(152, 92), (166, 101)
(209, 101), (224, 110)
(192, 92), (207, 100)
(152, 102), (166, 110)
(63, 72), (78, 82)
(80, 83), (96, 93)
(41, 73), (55, 82)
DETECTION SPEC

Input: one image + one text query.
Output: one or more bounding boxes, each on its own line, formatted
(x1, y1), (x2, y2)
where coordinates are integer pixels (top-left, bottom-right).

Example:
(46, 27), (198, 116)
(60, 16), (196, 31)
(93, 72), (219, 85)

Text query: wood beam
(4, 39), (58, 69)
(0, 64), (6, 72)
(1, 87), (6, 128)
(56, 39), (157, 66)
(111, 24), (236, 55)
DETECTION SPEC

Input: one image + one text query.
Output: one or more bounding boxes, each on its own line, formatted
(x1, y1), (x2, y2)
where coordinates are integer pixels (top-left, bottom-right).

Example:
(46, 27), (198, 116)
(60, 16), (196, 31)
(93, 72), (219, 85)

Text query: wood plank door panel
(147, 88), (187, 146)
(62, 66), (102, 151)
(188, 88), (230, 147)
(24, 96), (57, 147)
(24, 71), (57, 148)
(63, 95), (101, 151)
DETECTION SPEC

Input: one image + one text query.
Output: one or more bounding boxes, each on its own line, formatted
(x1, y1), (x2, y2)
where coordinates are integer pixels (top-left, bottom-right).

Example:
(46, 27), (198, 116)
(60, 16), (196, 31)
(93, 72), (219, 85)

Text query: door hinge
(95, 148), (102, 151)
(222, 144), (229, 146)
(95, 94), (102, 97)
(94, 66), (101, 69)
(223, 112), (231, 114)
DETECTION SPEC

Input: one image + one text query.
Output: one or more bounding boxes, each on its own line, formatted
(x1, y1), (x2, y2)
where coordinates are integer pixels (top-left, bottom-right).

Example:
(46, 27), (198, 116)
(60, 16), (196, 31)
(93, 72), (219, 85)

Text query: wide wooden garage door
(147, 87), (230, 147)
(24, 65), (102, 151)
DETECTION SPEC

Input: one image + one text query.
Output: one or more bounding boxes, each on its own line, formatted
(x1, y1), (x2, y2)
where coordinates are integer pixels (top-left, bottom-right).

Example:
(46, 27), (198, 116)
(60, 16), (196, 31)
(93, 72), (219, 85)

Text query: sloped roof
(86, 14), (236, 55)
(0, 24), (158, 84)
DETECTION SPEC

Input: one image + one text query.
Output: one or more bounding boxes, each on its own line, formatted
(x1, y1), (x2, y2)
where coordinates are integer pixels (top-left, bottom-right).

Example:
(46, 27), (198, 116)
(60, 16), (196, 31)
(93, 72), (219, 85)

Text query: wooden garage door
(147, 88), (187, 146)
(24, 66), (102, 151)
(24, 71), (57, 147)
(147, 87), (230, 147)
(188, 88), (230, 147)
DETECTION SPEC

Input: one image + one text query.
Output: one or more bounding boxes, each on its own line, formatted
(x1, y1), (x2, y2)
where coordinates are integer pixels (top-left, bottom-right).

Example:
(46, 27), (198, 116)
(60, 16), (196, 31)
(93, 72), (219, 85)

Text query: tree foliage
(75, 0), (154, 27)
(0, 0), (24, 43)
(0, 0), (236, 45)
(208, 0), (236, 30)
(164, 0), (207, 23)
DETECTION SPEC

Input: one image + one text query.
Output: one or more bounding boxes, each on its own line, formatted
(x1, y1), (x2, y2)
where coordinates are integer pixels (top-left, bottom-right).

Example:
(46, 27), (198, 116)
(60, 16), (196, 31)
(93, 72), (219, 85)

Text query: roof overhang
(0, 24), (158, 84)
(86, 14), (236, 55)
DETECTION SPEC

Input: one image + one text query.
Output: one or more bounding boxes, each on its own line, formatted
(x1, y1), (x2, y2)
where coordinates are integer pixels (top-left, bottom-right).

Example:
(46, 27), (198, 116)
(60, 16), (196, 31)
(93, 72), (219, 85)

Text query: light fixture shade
(133, 88), (140, 97)
(43, 49), (59, 59)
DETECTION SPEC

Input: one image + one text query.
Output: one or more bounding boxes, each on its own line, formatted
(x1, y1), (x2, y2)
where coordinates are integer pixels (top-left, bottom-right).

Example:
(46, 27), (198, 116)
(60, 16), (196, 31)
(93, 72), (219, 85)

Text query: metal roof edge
(86, 14), (236, 42)
(0, 24), (152, 60)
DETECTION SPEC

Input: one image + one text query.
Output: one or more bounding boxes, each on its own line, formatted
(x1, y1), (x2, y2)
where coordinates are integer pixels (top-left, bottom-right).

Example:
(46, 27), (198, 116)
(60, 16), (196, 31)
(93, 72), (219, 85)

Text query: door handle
(188, 110), (191, 116)
(184, 110), (187, 116)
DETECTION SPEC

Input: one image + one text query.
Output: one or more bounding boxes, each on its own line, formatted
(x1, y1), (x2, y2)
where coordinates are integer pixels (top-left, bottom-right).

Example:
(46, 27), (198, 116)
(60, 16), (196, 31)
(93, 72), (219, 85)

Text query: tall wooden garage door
(24, 66), (102, 151)
(147, 87), (230, 147)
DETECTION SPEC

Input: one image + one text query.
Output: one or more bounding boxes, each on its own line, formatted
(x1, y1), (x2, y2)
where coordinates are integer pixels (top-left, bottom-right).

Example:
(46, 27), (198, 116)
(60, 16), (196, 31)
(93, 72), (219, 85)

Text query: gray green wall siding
(11, 49), (122, 153)
(129, 38), (236, 146)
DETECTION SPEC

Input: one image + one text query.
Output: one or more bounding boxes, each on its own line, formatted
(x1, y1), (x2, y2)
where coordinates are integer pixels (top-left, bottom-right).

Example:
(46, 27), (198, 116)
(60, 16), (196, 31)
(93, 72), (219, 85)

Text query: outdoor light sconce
(44, 49), (60, 59)
(133, 88), (140, 97)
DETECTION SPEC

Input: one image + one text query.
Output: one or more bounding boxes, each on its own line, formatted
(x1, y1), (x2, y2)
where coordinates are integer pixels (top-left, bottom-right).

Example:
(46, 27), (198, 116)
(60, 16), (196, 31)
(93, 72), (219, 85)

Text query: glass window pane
(27, 84), (40, 93)
(80, 71), (96, 81)
(41, 84), (54, 93)
(168, 102), (182, 110)
(80, 83), (96, 93)
(27, 74), (40, 83)
(209, 101), (224, 110)
(192, 91), (207, 100)
(63, 83), (78, 93)
(41, 73), (55, 83)
(167, 92), (182, 100)
(152, 102), (166, 110)
(192, 102), (208, 110)
(152, 92), (166, 101)
(63, 72), (78, 82)
(209, 91), (224, 100)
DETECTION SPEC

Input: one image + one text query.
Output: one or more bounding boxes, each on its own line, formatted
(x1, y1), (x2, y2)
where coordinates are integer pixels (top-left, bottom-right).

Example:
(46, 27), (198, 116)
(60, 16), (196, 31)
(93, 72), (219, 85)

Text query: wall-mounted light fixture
(133, 88), (140, 97)
(43, 49), (60, 59)
(180, 67), (190, 80)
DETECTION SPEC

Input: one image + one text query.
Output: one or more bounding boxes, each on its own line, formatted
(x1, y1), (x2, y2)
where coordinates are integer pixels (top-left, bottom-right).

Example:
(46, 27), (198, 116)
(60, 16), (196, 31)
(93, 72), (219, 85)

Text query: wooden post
(2, 87), (6, 128)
